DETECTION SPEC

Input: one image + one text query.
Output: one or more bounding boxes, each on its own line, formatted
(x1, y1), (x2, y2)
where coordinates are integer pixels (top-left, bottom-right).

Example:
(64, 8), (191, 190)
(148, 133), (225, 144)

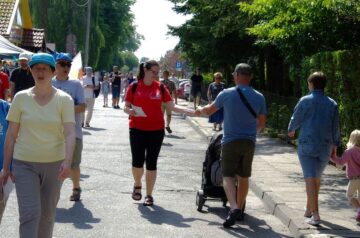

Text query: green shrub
(295, 49), (360, 153)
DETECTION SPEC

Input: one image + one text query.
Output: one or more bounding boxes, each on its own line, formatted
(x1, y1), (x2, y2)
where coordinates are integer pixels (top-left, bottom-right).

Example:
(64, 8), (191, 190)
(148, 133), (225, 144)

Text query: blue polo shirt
(52, 78), (85, 139)
(0, 100), (10, 170)
(214, 85), (267, 144)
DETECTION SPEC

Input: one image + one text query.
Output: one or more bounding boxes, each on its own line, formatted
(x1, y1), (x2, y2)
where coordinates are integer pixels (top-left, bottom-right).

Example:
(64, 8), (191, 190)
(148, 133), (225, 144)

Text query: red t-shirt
(125, 80), (172, 131)
(0, 72), (9, 100)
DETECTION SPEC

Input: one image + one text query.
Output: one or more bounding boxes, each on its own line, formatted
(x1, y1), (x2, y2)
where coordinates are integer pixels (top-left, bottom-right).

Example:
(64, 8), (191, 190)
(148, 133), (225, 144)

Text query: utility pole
(84, 0), (92, 67)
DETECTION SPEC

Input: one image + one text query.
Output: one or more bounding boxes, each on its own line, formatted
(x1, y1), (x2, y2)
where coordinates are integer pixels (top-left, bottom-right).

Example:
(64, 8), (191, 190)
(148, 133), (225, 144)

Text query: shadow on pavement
(138, 204), (204, 227)
(83, 131), (91, 135)
(80, 173), (90, 180)
(206, 207), (292, 237)
(165, 134), (186, 139)
(56, 201), (101, 229)
(162, 142), (173, 147)
(309, 219), (357, 235)
(82, 127), (107, 132)
(221, 214), (293, 238)
(255, 137), (296, 156)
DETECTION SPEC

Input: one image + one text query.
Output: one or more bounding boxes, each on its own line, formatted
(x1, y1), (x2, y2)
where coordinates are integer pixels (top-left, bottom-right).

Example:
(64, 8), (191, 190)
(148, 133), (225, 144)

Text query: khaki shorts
(221, 139), (255, 177)
(71, 139), (83, 169)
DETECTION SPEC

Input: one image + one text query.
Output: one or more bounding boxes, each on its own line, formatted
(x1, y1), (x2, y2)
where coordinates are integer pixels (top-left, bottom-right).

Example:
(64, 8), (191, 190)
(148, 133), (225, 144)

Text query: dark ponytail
(137, 60), (159, 80)
(137, 63), (145, 80)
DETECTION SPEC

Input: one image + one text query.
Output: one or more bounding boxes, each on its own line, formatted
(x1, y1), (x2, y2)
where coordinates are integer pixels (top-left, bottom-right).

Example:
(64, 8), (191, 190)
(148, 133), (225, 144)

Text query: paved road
(185, 99), (360, 237)
(1, 97), (291, 238)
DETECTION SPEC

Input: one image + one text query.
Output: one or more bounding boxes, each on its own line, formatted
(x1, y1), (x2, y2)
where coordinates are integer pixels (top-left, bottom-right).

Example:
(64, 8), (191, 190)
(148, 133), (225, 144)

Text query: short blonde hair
(347, 129), (360, 149)
(214, 72), (222, 78)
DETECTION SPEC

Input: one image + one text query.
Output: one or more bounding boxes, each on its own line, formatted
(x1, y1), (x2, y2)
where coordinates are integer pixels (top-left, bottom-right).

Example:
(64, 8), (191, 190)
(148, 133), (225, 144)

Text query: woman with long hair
(124, 60), (196, 206)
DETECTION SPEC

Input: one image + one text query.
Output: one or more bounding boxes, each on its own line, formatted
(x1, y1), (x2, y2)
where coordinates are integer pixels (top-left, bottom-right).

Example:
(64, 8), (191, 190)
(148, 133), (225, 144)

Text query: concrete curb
(185, 115), (213, 142)
(249, 180), (311, 238)
(185, 116), (312, 238)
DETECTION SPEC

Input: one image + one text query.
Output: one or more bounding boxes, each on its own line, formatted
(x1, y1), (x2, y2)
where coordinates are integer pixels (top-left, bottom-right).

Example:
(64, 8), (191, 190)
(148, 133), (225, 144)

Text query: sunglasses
(57, 61), (72, 68)
(150, 69), (159, 75)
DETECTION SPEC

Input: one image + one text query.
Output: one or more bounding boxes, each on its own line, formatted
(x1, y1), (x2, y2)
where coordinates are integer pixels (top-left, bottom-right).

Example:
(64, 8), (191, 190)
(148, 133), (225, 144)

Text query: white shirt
(82, 75), (99, 99)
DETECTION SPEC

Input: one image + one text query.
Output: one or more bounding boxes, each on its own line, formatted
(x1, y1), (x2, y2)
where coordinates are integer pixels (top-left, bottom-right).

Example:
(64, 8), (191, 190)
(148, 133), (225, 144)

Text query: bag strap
(92, 77), (95, 87)
(236, 87), (257, 118)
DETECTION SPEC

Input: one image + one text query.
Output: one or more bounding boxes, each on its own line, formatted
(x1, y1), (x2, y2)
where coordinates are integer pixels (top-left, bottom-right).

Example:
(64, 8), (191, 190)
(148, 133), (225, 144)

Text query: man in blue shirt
(198, 63), (267, 228)
(53, 53), (86, 201)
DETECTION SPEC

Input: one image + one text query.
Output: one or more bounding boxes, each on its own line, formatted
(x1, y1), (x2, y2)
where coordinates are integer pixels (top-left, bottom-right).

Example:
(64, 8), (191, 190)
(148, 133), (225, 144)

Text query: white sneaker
(307, 216), (320, 226)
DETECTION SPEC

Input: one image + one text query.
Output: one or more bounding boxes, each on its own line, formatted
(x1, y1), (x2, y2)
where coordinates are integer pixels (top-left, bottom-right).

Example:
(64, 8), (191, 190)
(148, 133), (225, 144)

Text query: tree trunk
(41, 0), (48, 41)
(264, 46), (284, 94)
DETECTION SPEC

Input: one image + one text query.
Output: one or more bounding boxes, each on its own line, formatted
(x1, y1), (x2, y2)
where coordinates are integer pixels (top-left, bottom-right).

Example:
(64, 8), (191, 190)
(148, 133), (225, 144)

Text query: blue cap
(28, 53), (56, 69)
(56, 52), (72, 62)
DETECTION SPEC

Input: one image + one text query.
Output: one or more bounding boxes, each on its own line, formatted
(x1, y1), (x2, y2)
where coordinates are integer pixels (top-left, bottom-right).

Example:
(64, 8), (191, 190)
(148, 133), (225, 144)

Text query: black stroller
(196, 132), (226, 211)
(196, 132), (245, 214)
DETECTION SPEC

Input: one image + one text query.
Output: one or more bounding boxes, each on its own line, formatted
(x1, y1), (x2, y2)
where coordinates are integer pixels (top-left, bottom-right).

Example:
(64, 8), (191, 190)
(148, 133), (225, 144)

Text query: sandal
(70, 188), (82, 201)
(132, 186), (142, 201)
(143, 195), (154, 206)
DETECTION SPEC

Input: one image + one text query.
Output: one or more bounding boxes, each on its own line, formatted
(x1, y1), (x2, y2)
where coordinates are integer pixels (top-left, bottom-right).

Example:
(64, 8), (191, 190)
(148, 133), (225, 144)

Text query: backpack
(131, 81), (165, 95)
(206, 132), (223, 186)
(211, 160), (223, 186)
(92, 77), (100, 98)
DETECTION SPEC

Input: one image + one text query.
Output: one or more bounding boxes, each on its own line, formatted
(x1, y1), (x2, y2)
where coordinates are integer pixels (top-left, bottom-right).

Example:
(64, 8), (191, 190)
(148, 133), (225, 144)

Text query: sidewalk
(177, 99), (360, 238)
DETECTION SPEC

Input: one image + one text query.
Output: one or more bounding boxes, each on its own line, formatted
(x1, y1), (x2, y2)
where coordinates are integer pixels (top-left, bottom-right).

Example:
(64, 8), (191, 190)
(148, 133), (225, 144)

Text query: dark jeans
(129, 128), (165, 170)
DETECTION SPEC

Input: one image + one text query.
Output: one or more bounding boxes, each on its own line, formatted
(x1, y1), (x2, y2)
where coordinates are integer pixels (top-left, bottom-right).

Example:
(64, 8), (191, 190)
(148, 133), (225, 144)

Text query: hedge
(300, 50), (360, 149)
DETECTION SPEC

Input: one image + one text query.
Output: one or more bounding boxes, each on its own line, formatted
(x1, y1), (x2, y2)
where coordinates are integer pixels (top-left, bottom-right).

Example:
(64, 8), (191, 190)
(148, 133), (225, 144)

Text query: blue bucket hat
(56, 52), (72, 62)
(28, 53), (56, 69)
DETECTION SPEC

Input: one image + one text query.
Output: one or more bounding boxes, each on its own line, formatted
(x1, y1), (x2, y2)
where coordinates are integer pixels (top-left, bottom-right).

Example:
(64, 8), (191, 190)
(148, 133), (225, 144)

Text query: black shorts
(191, 85), (201, 97)
(129, 128), (165, 170)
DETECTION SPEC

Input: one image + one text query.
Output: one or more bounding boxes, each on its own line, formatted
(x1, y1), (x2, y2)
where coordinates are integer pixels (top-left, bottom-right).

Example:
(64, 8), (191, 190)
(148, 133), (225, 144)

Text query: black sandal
(132, 186), (142, 201)
(70, 187), (82, 201)
(143, 195), (154, 206)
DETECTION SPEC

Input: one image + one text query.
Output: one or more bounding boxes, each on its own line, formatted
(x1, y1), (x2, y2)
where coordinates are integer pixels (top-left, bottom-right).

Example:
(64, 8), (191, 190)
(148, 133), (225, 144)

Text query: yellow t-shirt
(7, 88), (75, 163)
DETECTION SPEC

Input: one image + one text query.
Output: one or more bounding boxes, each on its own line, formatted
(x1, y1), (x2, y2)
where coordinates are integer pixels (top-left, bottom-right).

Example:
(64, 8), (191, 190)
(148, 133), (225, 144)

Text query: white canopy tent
(0, 35), (32, 56)
(69, 52), (83, 80)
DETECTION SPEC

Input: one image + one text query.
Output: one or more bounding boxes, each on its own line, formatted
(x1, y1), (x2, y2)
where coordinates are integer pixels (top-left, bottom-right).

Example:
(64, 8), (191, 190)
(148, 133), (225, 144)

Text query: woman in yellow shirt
(0, 53), (76, 238)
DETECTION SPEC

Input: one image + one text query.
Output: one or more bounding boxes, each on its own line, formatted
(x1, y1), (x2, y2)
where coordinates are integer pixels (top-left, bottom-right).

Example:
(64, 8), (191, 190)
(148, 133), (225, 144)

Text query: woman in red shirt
(124, 60), (196, 206)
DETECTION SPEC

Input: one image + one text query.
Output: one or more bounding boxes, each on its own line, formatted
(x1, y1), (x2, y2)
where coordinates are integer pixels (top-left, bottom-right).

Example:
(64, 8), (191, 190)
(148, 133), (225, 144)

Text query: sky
(131, 0), (191, 61)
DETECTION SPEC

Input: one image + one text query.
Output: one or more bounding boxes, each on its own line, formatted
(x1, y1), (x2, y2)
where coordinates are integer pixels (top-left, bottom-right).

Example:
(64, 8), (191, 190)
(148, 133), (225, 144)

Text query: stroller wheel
(222, 198), (227, 207)
(196, 190), (205, 212)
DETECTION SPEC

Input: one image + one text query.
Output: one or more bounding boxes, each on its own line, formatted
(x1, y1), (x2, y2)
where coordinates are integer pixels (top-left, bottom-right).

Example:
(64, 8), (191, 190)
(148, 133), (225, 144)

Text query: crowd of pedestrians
(0, 51), (359, 238)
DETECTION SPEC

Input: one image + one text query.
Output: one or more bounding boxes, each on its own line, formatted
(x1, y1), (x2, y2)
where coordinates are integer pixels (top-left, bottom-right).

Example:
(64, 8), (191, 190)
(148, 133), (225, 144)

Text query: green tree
(168, 0), (256, 85)
(29, 0), (141, 70)
(240, 0), (360, 63)
(120, 51), (139, 71)
(239, 0), (360, 96)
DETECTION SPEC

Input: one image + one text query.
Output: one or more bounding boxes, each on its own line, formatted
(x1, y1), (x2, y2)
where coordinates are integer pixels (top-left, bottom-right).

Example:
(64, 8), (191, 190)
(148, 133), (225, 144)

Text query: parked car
(177, 79), (190, 99)
(183, 81), (192, 101)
